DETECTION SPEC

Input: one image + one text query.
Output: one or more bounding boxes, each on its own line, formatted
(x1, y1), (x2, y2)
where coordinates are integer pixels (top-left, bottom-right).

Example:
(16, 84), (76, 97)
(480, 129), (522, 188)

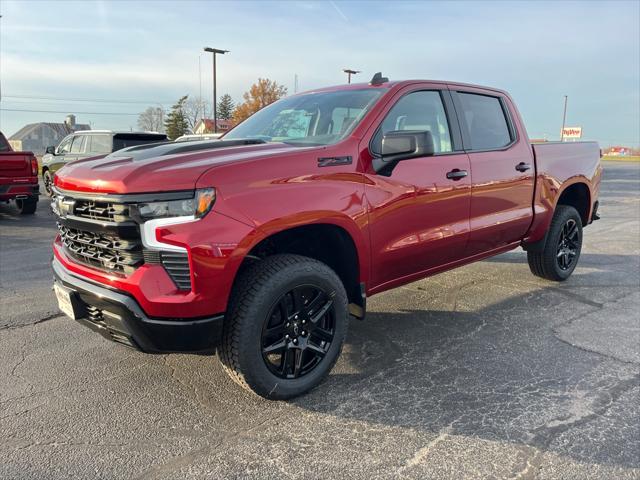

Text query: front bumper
(52, 257), (224, 353)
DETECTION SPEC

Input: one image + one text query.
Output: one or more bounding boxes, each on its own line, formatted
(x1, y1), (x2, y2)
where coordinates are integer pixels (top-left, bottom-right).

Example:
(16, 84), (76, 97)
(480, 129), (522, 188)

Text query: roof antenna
(370, 72), (388, 85)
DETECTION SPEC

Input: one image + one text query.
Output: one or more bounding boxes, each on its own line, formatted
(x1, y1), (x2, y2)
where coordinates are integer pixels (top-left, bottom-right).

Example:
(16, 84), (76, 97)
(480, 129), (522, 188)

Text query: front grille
(73, 199), (131, 223)
(57, 224), (143, 274)
(54, 191), (193, 290)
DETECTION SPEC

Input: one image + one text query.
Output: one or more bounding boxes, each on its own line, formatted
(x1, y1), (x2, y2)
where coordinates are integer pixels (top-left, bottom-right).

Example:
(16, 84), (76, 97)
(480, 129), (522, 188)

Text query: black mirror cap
(45, 146), (56, 155)
(373, 130), (435, 176)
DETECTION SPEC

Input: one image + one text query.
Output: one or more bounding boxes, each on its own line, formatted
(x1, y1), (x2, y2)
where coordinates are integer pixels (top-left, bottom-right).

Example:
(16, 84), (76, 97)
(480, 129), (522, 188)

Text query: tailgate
(0, 152), (33, 177)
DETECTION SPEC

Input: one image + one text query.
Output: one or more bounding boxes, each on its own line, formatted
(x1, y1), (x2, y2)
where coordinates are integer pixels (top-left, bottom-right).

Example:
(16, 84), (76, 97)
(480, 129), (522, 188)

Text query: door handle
(515, 162), (531, 172)
(446, 169), (468, 180)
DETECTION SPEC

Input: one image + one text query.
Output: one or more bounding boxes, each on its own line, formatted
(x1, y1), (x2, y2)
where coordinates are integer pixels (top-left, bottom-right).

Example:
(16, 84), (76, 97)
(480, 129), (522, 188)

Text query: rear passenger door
(451, 88), (535, 256)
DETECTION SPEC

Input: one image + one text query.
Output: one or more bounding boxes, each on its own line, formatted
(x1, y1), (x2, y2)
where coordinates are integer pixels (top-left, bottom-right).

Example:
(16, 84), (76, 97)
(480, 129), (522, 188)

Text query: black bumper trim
(52, 257), (224, 353)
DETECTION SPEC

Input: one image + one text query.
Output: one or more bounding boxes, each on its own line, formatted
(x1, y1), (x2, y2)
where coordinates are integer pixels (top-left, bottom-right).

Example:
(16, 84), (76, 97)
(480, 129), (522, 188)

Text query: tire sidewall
(546, 206), (583, 280)
(234, 261), (348, 398)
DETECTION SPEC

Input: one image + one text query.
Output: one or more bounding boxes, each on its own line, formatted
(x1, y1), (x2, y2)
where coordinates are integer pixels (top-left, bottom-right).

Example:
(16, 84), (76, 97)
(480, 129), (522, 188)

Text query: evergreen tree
(217, 94), (235, 121)
(164, 95), (189, 140)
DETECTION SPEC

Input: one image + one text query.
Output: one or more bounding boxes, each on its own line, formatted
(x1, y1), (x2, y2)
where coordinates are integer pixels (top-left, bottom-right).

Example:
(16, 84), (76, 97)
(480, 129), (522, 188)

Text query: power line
(0, 108), (140, 116)
(3, 95), (170, 105)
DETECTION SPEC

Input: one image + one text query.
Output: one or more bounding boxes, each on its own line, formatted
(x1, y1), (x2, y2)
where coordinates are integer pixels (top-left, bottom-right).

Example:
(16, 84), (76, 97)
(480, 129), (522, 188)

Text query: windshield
(224, 88), (385, 146)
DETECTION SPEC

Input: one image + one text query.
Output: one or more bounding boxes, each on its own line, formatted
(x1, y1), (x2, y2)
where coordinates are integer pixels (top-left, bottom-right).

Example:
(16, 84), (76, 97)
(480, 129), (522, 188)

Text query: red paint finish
(52, 80), (601, 321)
(0, 139), (39, 202)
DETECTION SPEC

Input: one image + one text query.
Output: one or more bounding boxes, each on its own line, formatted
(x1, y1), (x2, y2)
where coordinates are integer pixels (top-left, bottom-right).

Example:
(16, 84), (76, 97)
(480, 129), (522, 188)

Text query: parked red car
(51, 76), (601, 399)
(0, 132), (39, 214)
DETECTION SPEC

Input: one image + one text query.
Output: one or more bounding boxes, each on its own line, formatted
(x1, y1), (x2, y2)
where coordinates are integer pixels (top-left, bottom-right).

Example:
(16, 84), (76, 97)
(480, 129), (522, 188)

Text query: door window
(372, 91), (453, 155)
(70, 135), (87, 154)
(57, 136), (73, 154)
(457, 93), (512, 150)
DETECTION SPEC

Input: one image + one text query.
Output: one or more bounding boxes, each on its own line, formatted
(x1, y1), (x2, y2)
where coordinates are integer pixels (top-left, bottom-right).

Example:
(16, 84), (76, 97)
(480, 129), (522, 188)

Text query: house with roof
(193, 118), (234, 135)
(8, 115), (90, 154)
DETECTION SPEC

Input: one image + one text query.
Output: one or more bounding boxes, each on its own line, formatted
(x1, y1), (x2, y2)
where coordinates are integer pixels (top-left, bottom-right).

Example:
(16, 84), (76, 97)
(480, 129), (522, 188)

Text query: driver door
(364, 88), (472, 290)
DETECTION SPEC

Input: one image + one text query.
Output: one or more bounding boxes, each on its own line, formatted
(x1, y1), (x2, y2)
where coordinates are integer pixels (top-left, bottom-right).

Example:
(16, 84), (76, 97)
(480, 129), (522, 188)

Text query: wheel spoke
(293, 348), (304, 377)
(309, 299), (333, 324)
(263, 339), (287, 355)
(304, 290), (325, 315)
(311, 327), (333, 343)
(306, 342), (327, 357)
(291, 288), (305, 315)
(280, 347), (292, 375)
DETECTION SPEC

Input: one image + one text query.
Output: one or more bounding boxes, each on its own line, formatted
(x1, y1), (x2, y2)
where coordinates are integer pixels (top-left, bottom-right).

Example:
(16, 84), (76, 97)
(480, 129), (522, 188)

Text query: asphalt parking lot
(1, 161), (638, 479)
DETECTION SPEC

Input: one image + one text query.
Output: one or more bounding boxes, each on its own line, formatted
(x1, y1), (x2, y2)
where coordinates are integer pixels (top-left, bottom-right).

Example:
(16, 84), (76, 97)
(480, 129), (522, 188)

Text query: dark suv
(42, 131), (167, 195)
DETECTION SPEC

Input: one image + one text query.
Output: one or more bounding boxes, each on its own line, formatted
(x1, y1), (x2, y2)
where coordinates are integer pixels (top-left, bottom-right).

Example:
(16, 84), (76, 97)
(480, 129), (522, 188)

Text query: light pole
(560, 95), (568, 142)
(343, 68), (360, 84)
(204, 47), (229, 133)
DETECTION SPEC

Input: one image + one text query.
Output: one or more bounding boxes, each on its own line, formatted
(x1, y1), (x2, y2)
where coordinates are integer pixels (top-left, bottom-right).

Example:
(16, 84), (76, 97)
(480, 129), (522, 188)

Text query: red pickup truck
(51, 76), (601, 399)
(0, 132), (40, 214)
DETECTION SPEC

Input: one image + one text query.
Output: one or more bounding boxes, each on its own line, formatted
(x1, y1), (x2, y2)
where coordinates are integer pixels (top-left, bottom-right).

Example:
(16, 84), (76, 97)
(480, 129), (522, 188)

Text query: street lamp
(204, 47), (229, 133)
(343, 68), (360, 84)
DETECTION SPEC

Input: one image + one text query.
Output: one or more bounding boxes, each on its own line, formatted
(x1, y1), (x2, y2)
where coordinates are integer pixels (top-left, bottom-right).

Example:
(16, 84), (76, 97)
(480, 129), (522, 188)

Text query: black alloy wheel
(219, 254), (348, 400)
(527, 205), (583, 281)
(261, 285), (335, 379)
(556, 218), (579, 270)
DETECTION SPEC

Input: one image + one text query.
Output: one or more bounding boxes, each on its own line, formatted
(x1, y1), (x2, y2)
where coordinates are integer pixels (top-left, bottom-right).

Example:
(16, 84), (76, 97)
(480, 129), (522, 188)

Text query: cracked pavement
(1, 162), (639, 479)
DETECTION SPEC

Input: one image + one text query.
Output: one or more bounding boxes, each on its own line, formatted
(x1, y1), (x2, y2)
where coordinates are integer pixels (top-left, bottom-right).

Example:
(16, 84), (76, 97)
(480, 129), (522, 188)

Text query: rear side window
(112, 134), (166, 151)
(457, 93), (512, 150)
(70, 135), (87, 154)
(88, 134), (112, 154)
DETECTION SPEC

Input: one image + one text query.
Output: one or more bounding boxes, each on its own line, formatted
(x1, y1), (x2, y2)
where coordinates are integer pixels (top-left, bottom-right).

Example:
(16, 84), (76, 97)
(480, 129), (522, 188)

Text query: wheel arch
(233, 217), (368, 319)
(556, 181), (591, 226)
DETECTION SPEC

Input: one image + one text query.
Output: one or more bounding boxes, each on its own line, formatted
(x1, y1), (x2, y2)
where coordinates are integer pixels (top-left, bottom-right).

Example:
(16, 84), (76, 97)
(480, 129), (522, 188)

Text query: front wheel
(220, 254), (348, 400)
(527, 205), (583, 281)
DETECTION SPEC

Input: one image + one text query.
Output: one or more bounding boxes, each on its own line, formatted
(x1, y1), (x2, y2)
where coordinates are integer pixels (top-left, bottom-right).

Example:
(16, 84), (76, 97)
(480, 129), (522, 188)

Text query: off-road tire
(219, 254), (348, 400)
(16, 197), (38, 215)
(527, 205), (583, 281)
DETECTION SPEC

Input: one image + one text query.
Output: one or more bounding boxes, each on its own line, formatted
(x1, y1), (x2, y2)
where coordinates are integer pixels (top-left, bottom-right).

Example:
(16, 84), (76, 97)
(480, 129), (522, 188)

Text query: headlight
(137, 188), (216, 220)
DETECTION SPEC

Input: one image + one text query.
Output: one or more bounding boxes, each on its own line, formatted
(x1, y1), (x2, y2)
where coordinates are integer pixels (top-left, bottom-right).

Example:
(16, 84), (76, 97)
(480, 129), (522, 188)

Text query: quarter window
(457, 93), (512, 150)
(88, 134), (112, 154)
(372, 91), (453, 155)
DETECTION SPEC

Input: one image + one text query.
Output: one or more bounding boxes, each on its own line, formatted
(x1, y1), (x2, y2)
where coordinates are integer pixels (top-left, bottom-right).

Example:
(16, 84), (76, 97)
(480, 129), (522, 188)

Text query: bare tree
(137, 107), (165, 133)
(183, 97), (208, 132)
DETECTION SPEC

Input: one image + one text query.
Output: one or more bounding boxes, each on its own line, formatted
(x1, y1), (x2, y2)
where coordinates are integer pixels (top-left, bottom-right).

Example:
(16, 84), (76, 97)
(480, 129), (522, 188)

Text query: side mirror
(45, 146), (56, 155)
(373, 130), (435, 176)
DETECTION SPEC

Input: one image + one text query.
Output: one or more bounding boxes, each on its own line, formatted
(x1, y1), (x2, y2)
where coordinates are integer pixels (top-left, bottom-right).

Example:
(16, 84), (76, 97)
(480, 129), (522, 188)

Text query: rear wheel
(527, 205), (582, 281)
(43, 170), (53, 197)
(16, 197), (38, 215)
(220, 254), (348, 400)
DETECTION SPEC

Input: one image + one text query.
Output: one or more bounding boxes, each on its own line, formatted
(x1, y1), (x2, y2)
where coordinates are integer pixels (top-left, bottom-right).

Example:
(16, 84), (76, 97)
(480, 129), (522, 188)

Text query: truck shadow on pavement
(295, 268), (639, 470)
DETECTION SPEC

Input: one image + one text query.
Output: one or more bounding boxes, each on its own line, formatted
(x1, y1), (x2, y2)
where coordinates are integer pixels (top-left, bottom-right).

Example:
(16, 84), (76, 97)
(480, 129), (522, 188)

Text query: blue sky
(0, 0), (638, 146)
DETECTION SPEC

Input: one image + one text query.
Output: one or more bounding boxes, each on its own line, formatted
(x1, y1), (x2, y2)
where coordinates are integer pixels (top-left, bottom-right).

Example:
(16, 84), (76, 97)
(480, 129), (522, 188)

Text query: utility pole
(203, 47), (229, 133)
(294, 74), (299, 94)
(560, 95), (568, 142)
(343, 68), (360, 84)
(198, 54), (203, 121)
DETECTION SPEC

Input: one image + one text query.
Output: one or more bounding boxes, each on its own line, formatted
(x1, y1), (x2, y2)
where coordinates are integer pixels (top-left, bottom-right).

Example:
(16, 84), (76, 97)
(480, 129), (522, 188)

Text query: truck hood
(54, 141), (308, 194)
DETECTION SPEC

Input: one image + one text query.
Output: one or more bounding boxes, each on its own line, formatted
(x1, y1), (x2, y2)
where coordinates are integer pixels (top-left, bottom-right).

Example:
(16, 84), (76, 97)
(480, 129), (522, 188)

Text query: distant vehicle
(175, 133), (223, 142)
(0, 131), (39, 214)
(41, 131), (168, 196)
(51, 77), (602, 399)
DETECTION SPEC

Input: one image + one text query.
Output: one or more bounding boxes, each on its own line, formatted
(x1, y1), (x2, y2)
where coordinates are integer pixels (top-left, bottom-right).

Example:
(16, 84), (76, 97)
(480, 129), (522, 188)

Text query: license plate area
(54, 283), (82, 320)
